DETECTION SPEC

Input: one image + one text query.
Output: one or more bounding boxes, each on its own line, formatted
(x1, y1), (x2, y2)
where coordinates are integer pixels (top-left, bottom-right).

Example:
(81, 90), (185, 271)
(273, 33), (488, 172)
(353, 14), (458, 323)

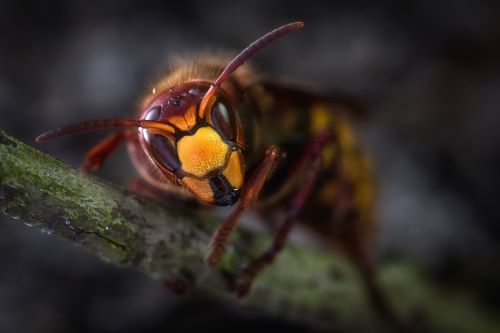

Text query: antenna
(199, 21), (304, 118)
(36, 119), (175, 142)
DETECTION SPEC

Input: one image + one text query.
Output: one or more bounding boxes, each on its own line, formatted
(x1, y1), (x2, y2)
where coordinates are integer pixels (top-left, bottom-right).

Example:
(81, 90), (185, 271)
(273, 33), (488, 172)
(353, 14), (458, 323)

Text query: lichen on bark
(0, 130), (499, 332)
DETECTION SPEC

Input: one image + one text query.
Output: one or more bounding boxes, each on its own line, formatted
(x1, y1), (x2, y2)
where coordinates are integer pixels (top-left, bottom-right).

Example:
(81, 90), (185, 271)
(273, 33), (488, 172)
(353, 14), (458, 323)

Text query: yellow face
(177, 126), (244, 205)
(142, 88), (245, 206)
(177, 127), (228, 177)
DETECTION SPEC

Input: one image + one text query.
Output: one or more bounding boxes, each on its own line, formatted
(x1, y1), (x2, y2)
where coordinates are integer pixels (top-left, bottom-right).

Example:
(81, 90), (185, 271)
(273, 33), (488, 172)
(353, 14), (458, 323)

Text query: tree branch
(0, 129), (498, 332)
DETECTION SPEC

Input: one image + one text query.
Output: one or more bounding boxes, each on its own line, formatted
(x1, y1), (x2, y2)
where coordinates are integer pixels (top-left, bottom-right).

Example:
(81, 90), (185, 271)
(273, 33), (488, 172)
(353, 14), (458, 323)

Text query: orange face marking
(177, 126), (229, 177)
(181, 177), (214, 203)
(166, 105), (198, 132)
(222, 151), (244, 189)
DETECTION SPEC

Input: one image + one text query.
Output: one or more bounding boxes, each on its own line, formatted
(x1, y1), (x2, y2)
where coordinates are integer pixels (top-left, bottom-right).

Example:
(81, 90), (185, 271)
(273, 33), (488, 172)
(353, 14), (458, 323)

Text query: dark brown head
(139, 81), (244, 205)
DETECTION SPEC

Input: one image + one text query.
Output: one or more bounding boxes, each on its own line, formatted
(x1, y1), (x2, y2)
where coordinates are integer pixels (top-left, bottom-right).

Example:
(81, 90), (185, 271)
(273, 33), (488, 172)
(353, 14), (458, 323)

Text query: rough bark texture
(0, 129), (498, 332)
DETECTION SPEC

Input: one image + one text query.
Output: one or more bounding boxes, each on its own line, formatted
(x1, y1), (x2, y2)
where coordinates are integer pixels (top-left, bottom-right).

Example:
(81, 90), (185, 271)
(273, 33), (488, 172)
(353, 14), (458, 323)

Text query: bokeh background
(1, 0), (500, 332)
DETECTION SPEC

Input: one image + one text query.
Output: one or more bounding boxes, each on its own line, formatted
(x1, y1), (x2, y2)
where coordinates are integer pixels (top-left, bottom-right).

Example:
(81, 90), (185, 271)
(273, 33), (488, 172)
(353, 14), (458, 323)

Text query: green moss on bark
(0, 130), (499, 332)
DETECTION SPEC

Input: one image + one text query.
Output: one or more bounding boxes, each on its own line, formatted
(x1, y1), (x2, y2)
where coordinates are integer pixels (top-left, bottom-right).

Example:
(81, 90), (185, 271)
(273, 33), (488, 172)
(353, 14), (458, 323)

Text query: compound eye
(142, 106), (162, 143)
(149, 135), (180, 172)
(145, 106), (161, 120)
(211, 101), (236, 141)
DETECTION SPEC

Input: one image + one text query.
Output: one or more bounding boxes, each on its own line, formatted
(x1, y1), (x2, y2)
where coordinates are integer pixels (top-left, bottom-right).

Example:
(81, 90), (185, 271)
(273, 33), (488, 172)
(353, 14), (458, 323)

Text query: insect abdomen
(248, 86), (375, 245)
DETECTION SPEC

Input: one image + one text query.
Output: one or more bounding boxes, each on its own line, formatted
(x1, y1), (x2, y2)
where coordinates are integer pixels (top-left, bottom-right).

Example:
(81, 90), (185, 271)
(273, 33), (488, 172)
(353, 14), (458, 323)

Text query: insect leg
(127, 178), (168, 201)
(238, 157), (323, 297)
(80, 131), (131, 172)
(207, 145), (281, 266)
(237, 130), (332, 297)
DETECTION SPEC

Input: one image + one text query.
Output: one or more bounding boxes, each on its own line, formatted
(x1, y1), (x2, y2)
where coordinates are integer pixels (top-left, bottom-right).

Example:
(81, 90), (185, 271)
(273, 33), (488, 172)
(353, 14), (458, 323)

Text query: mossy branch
(0, 130), (498, 332)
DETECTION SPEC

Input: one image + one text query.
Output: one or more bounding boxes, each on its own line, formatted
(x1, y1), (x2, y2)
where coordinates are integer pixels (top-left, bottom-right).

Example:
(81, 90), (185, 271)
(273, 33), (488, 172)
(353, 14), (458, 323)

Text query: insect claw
(79, 160), (100, 173)
(236, 279), (252, 298)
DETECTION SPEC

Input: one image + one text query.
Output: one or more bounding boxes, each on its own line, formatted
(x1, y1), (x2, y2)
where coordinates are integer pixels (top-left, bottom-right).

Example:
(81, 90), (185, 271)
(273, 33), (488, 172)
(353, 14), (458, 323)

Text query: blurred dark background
(1, 0), (500, 332)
